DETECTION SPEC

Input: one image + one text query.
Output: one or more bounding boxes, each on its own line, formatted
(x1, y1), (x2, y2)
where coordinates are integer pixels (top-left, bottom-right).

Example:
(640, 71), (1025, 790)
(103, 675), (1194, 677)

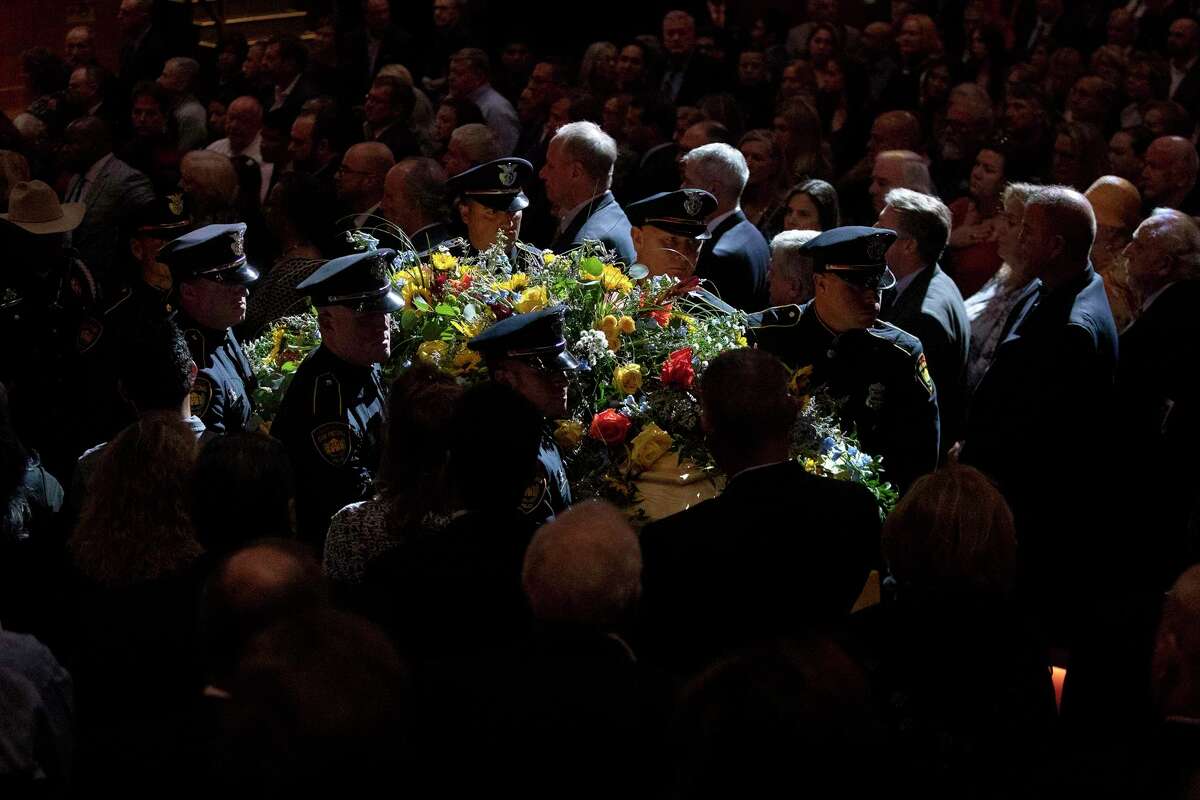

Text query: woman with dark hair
(738, 129), (791, 239)
(433, 97), (485, 156)
(1052, 120), (1109, 192)
(243, 171), (332, 337)
(956, 23), (1009, 103)
(579, 41), (618, 99)
(881, 14), (943, 111)
(323, 365), (463, 596)
(846, 465), (1056, 800)
(814, 55), (869, 176)
(191, 433), (296, 557)
(782, 179), (840, 233)
(615, 41), (653, 95)
(946, 143), (1007, 297)
(773, 98), (832, 182)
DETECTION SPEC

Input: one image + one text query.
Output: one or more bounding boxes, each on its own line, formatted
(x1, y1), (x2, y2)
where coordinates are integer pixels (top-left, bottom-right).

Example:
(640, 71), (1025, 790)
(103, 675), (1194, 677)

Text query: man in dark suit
(117, 0), (171, 92)
(876, 189), (969, 446)
(962, 186), (1118, 642)
(1116, 209), (1200, 583)
(362, 76), (421, 161)
(621, 95), (681, 205)
(1168, 18), (1200, 116)
(344, 0), (417, 98)
(541, 121), (637, 264)
(60, 116), (156, 289)
(638, 348), (881, 677)
(681, 143), (770, 311)
(658, 9), (729, 106)
(263, 35), (319, 125)
(379, 158), (451, 254)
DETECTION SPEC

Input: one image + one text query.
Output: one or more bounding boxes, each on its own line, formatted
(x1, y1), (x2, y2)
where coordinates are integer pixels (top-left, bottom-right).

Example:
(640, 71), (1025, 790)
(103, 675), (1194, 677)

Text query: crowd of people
(0, 0), (1199, 795)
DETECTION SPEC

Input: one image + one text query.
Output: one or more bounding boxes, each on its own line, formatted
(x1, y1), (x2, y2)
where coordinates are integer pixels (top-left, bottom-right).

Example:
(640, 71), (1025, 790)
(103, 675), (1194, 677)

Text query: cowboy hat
(0, 180), (85, 234)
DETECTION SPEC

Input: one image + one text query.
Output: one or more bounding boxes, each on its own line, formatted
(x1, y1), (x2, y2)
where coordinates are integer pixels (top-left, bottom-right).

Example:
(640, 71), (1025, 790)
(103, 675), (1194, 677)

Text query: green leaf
(435, 303), (459, 316)
(400, 309), (420, 331)
(413, 296), (432, 311)
(281, 361), (298, 374)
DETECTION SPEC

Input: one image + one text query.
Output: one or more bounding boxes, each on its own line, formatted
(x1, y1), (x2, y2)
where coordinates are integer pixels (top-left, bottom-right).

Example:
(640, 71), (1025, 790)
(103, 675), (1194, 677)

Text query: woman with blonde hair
(882, 14), (943, 111)
(579, 41), (619, 98)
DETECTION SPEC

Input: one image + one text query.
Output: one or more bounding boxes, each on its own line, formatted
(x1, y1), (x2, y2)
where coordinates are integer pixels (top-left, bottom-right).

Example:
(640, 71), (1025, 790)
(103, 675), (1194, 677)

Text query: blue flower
(820, 436), (838, 455)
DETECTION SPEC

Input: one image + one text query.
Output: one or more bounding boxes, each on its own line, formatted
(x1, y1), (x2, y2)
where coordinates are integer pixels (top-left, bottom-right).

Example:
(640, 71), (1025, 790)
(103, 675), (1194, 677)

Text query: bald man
(1141, 136), (1200, 215)
(868, 150), (933, 214)
(838, 111), (923, 223)
(207, 96), (272, 202)
(336, 141), (395, 228)
(378, 157), (451, 252)
(962, 185), (1118, 643)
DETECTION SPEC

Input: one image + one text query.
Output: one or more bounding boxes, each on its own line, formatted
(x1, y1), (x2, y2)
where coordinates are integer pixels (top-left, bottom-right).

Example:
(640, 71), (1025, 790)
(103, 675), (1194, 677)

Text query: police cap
(799, 225), (898, 290)
(447, 157), (533, 212)
(296, 249), (404, 313)
(130, 192), (192, 239)
(157, 222), (258, 285)
(626, 189), (717, 239)
(469, 305), (585, 372)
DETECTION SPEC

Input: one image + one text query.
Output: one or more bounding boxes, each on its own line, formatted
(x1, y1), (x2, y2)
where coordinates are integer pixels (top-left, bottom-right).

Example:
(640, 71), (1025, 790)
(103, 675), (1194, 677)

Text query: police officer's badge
(312, 422), (352, 466)
(865, 382), (886, 410)
(231, 229), (245, 258)
(519, 466), (549, 516)
(190, 376), (213, 418)
(683, 191), (704, 217)
(168, 192), (184, 216)
(498, 162), (518, 187)
(915, 352), (934, 396)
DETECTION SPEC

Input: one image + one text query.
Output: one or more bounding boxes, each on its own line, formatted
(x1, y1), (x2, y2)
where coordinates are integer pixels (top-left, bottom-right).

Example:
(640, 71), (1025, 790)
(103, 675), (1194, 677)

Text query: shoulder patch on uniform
(190, 376), (213, 418)
(915, 352), (934, 396)
(312, 422), (352, 466)
(518, 462), (549, 516)
(77, 317), (103, 352)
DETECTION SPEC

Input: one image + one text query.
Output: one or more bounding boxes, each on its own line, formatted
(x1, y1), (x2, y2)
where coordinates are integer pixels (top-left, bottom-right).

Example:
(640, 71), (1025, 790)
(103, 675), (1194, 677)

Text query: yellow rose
(416, 340), (449, 367)
(431, 251), (459, 271)
(515, 285), (549, 313)
(450, 348), (481, 374)
(553, 419), (584, 450)
(630, 422), (673, 470)
(613, 363), (643, 395)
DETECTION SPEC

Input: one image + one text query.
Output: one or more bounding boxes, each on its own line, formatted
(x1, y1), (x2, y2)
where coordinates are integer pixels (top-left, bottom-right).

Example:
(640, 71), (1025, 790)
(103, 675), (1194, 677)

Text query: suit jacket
(693, 209), (770, 312)
(68, 155), (156, 288)
(270, 75), (321, 124)
(118, 26), (171, 90)
(1170, 61), (1200, 117)
(638, 460), (880, 676)
(370, 121), (421, 161)
(343, 25), (417, 96)
(549, 191), (637, 265)
(661, 52), (729, 106)
(620, 142), (680, 206)
(881, 264), (970, 445)
(962, 266), (1117, 626)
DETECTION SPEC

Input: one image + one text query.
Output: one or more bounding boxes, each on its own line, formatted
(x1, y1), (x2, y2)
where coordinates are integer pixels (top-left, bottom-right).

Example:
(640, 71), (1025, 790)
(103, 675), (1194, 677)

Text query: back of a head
(117, 316), (193, 413)
(671, 637), (882, 800)
(183, 150), (239, 206)
(451, 122), (502, 166)
(192, 434), (296, 555)
(1141, 207), (1200, 283)
(450, 382), (542, 512)
(681, 142), (749, 204)
(1028, 184), (1097, 268)
(875, 111), (923, 152)
(72, 413), (202, 585)
(701, 349), (796, 452)
(554, 120), (618, 185)
(877, 149), (933, 195)
(522, 500), (641, 626)
(274, 170), (334, 239)
(379, 363), (462, 499)
(227, 607), (410, 795)
(1084, 175), (1142, 232)
(770, 229), (821, 302)
(395, 157), (448, 222)
(202, 538), (326, 687)
(882, 187), (952, 265)
(883, 464), (1016, 596)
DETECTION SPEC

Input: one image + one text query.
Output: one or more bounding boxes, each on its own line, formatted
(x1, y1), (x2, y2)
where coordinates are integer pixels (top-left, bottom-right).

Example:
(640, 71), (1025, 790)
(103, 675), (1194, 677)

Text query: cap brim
(0, 202), (86, 234)
(648, 221), (710, 240)
(556, 348), (587, 372)
(224, 261), (261, 286)
(358, 288), (405, 313)
(470, 192), (529, 213)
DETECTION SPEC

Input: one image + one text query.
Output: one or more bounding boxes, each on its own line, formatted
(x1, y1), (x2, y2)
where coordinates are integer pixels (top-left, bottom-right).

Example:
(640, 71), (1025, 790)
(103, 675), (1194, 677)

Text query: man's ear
(130, 237), (145, 262)
(457, 200), (471, 226)
(630, 224), (644, 254)
(188, 359), (198, 388)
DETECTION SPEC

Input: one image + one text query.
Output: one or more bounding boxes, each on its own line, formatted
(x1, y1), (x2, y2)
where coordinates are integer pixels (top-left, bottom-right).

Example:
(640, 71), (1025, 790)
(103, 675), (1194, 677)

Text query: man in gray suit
(541, 121), (637, 264)
(61, 116), (156, 290)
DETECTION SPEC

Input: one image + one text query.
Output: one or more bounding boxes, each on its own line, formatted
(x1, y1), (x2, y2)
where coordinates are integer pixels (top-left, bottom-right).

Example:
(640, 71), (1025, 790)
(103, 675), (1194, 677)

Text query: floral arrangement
(245, 234), (898, 518)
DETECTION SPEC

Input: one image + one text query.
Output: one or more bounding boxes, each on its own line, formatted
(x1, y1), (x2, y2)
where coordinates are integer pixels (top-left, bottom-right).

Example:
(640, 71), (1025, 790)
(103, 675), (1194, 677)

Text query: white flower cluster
(573, 329), (614, 366)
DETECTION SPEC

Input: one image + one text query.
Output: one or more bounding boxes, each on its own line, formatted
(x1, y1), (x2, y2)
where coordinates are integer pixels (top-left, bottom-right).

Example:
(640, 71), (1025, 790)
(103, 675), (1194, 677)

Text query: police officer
(447, 157), (542, 267)
(753, 226), (940, 492)
(468, 305), (584, 525)
(626, 188), (717, 279)
(271, 248), (402, 546)
(157, 223), (260, 435)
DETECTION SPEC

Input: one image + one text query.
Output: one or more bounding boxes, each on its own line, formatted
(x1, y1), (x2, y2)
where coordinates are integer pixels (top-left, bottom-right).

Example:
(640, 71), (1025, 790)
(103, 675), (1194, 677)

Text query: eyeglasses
(336, 164), (375, 177)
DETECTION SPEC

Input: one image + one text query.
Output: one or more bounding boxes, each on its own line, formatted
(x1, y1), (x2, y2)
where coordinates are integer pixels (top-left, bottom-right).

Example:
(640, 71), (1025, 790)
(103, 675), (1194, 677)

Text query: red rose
(589, 409), (632, 445)
(660, 347), (695, 390)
